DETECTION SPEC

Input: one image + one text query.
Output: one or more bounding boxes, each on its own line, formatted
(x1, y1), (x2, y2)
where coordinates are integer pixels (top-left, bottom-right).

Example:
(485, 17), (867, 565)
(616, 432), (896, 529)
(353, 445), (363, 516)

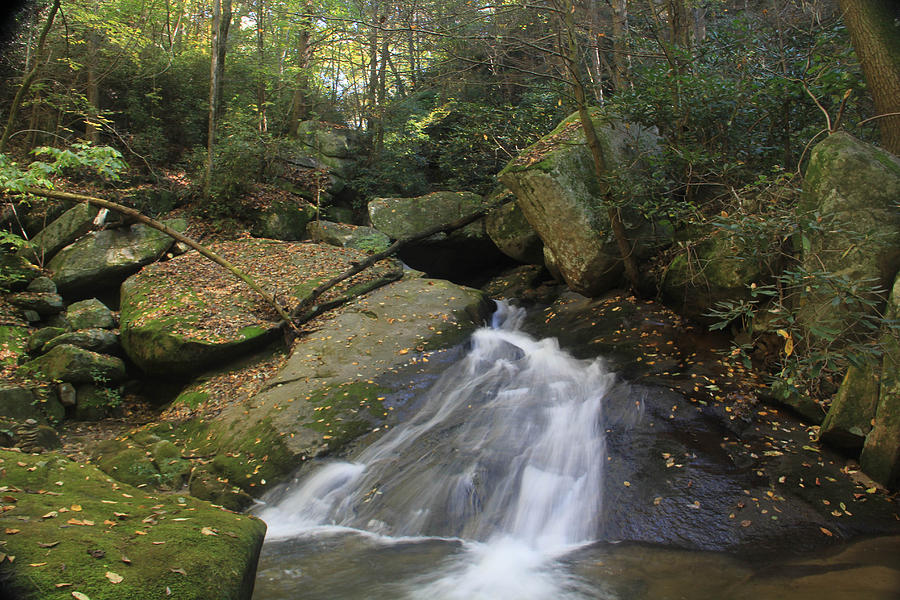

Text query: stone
(0, 252), (41, 291)
(482, 265), (547, 300)
(0, 384), (37, 421)
(368, 191), (508, 279)
(66, 298), (116, 329)
(74, 384), (121, 421)
(6, 291), (65, 316)
(308, 220), (391, 253)
(27, 326), (67, 353)
(21, 344), (127, 384)
(47, 218), (185, 294)
(26, 276), (57, 294)
(820, 365), (880, 451)
(485, 193), (544, 265)
(119, 239), (404, 375)
(498, 109), (666, 296)
(22, 310), (40, 323)
(42, 328), (120, 355)
(17, 202), (99, 264)
(296, 120), (356, 158)
(57, 382), (76, 407)
(861, 273), (900, 489)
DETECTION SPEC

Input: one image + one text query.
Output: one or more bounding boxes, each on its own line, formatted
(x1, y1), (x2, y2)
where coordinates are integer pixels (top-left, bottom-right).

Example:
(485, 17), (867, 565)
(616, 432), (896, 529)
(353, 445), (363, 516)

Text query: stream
(251, 302), (900, 599)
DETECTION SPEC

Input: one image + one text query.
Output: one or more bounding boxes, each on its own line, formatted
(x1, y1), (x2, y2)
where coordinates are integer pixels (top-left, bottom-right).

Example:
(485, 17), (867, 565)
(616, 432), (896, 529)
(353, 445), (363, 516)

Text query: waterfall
(257, 301), (618, 599)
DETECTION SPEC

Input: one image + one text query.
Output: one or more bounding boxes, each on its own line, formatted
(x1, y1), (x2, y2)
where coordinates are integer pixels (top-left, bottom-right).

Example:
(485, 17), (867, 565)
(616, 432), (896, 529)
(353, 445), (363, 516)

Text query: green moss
(237, 325), (266, 339)
(0, 449), (265, 600)
(0, 326), (28, 365)
(301, 381), (388, 451)
(173, 390), (209, 410)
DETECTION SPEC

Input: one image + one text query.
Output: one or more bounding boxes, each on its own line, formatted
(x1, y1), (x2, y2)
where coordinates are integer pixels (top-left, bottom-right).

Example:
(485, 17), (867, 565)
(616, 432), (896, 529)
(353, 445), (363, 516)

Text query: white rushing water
(257, 302), (617, 599)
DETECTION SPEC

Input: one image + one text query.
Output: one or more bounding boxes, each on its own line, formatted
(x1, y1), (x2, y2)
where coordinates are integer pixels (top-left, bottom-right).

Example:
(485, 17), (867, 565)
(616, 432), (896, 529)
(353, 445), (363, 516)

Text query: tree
(204, 0), (233, 198)
(838, 0), (900, 155)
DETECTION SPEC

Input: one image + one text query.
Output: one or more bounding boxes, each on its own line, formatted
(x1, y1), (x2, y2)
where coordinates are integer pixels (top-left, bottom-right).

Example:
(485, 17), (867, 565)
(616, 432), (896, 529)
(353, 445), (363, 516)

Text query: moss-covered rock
(0, 384), (38, 421)
(21, 344), (126, 384)
(821, 365), (880, 451)
(192, 277), (492, 495)
(249, 199), (317, 241)
(66, 298), (117, 330)
(43, 328), (120, 355)
(119, 239), (404, 375)
(27, 326), (67, 353)
(0, 324), (29, 363)
(48, 219), (186, 295)
(368, 191), (508, 279)
(74, 384), (123, 421)
(861, 272), (900, 489)
(498, 109), (666, 296)
(18, 202), (99, 264)
(308, 220), (391, 253)
(0, 251), (42, 291)
(485, 194), (544, 265)
(6, 291), (64, 316)
(661, 228), (773, 323)
(0, 449), (265, 600)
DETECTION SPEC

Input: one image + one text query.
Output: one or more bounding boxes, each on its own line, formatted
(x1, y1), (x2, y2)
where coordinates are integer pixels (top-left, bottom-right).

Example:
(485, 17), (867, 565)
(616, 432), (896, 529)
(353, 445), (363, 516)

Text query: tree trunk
(0, 0), (60, 154)
(204, 0), (232, 198)
(838, 0), (900, 155)
(84, 20), (101, 144)
(255, 0), (267, 133)
(287, 25), (312, 136)
(610, 0), (629, 93)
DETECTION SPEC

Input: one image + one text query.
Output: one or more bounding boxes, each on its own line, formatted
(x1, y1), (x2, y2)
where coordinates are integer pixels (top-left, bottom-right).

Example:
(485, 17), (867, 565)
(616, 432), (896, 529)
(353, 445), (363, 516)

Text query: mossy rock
(0, 449), (265, 600)
(308, 220), (391, 253)
(74, 384), (123, 421)
(27, 326), (67, 354)
(249, 199), (317, 241)
(119, 239), (403, 375)
(21, 344), (126, 385)
(821, 365), (880, 451)
(43, 328), (120, 355)
(66, 298), (116, 330)
(17, 202), (99, 264)
(498, 109), (665, 295)
(485, 196), (544, 265)
(0, 251), (42, 291)
(6, 291), (64, 316)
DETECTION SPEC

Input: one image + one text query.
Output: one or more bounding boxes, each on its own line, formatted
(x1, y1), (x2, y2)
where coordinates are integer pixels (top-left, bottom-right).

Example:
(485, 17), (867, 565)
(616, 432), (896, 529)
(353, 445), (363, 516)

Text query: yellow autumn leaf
(776, 329), (789, 339)
(783, 336), (794, 357)
(105, 571), (123, 584)
(200, 527), (218, 536)
(72, 592), (91, 600)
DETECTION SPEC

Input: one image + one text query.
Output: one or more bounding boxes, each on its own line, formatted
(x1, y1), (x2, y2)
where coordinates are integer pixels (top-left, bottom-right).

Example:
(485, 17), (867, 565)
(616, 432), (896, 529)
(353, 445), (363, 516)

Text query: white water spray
(258, 302), (617, 598)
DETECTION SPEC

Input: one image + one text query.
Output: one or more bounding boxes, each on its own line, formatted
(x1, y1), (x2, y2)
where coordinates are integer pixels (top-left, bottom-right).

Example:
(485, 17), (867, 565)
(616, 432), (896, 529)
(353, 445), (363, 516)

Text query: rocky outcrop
(0, 449), (265, 600)
(308, 219), (391, 253)
(119, 239), (404, 376)
(21, 343), (127, 384)
(498, 109), (667, 296)
(161, 277), (492, 508)
(48, 218), (186, 295)
(820, 365), (880, 450)
(66, 297), (116, 330)
(368, 191), (508, 279)
(248, 198), (316, 241)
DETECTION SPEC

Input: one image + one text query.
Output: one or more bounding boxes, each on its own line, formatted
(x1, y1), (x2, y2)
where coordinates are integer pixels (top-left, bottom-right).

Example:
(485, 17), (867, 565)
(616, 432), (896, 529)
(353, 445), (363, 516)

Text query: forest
(0, 0), (899, 599)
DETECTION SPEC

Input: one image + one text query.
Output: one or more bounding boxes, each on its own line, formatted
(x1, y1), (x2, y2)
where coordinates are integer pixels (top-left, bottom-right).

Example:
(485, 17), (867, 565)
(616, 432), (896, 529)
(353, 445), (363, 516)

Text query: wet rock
(66, 298), (116, 330)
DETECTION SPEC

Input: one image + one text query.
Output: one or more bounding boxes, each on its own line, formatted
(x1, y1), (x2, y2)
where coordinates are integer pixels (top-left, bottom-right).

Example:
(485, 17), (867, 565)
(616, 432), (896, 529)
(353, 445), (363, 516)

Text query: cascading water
(255, 301), (622, 599)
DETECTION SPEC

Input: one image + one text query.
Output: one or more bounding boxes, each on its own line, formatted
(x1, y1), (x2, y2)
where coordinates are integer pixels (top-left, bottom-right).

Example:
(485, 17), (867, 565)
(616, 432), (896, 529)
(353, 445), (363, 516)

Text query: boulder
(0, 384), (37, 421)
(249, 198), (317, 241)
(174, 276), (492, 499)
(861, 273), (900, 488)
(485, 193), (544, 265)
(368, 191), (508, 279)
(799, 133), (900, 333)
(47, 218), (185, 294)
(6, 291), (64, 316)
(661, 228), (772, 323)
(820, 365), (880, 450)
(25, 276), (57, 293)
(17, 202), (99, 264)
(0, 449), (265, 600)
(66, 298), (116, 329)
(308, 219), (391, 253)
(28, 327), (67, 354)
(498, 109), (665, 296)
(296, 120), (355, 158)
(0, 251), (41, 291)
(119, 238), (404, 375)
(21, 343), (126, 384)
(43, 328), (120, 355)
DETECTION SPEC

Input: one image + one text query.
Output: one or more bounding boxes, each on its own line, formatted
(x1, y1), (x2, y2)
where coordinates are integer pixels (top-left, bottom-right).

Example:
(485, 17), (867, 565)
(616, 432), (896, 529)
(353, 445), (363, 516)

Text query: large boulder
(308, 219), (391, 253)
(47, 219), (186, 295)
(498, 109), (666, 296)
(247, 193), (317, 241)
(0, 252), (41, 291)
(485, 192), (544, 265)
(296, 121), (356, 159)
(820, 365), (880, 450)
(0, 449), (265, 600)
(66, 297), (116, 329)
(119, 238), (404, 375)
(799, 133), (900, 332)
(18, 202), (99, 264)
(368, 191), (508, 280)
(170, 276), (492, 503)
(861, 272), (900, 488)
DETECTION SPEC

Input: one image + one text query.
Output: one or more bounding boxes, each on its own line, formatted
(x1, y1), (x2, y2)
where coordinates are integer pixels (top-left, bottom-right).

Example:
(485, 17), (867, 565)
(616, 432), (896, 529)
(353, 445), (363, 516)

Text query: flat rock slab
(120, 239), (404, 375)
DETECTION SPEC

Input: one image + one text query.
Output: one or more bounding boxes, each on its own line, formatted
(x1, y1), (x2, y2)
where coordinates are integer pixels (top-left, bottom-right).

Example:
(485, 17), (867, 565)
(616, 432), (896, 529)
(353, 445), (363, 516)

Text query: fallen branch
(289, 196), (514, 326)
(18, 187), (298, 330)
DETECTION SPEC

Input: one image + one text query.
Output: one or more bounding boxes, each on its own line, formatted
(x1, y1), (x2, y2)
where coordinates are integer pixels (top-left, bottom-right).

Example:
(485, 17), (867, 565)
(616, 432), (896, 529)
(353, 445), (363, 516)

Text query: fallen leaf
(5, 528), (20, 535)
(72, 592), (91, 600)
(105, 571), (123, 584)
(70, 505), (82, 512)
(820, 527), (833, 537)
(121, 555), (132, 565)
(37, 541), (59, 548)
(87, 549), (105, 559)
(170, 567), (187, 576)
(740, 520), (752, 527)
(55, 583), (73, 588)
(200, 527), (218, 536)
